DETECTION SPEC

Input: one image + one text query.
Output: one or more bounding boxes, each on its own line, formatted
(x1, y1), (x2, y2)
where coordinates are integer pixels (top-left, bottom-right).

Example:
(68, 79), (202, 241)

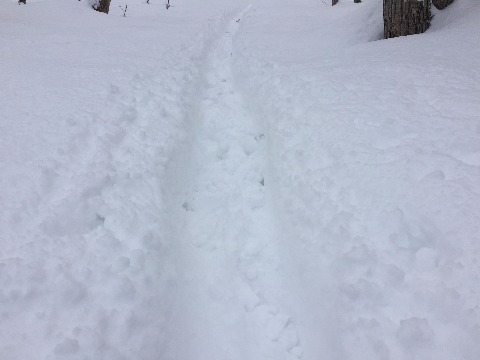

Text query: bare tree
(383, 0), (432, 39)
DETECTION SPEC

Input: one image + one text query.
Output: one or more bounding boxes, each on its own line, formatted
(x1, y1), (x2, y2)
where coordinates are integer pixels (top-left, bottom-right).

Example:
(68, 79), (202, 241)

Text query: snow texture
(1, 0), (479, 359)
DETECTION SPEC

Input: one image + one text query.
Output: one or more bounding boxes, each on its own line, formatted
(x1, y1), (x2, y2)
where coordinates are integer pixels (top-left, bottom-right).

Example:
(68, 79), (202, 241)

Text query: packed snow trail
(163, 8), (302, 360)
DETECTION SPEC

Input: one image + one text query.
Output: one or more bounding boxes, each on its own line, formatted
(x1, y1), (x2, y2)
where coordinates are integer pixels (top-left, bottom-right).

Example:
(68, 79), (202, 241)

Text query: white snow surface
(1, 0), (480, 359)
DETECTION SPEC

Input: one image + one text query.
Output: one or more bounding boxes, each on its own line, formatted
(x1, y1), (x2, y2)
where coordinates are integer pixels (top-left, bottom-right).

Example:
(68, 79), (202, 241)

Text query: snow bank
(233, 0), (480, 359)
(0, 0), (244, 358)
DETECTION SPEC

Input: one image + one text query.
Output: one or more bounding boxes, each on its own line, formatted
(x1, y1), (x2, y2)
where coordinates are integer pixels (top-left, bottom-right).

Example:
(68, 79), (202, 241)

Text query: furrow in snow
(162, 8), (302, 360)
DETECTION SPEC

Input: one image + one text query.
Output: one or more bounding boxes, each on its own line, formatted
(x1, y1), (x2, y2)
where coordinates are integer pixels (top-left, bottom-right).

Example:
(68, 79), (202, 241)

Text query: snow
(1, 0), (480, 359)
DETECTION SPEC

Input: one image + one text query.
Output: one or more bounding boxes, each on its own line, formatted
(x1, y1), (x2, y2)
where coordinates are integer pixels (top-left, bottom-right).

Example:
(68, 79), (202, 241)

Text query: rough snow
(1, 0), (479, 359)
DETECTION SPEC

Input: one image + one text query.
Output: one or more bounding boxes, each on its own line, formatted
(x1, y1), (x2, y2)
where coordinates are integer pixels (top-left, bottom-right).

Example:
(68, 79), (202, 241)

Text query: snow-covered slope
(234, 0), (480, 359)
(1, 0), (479, 359)
(0, 1), (245, 358)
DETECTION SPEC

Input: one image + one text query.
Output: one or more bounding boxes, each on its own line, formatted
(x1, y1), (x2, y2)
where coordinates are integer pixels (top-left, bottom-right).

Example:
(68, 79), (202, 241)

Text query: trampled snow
(1, 0), (479, 359)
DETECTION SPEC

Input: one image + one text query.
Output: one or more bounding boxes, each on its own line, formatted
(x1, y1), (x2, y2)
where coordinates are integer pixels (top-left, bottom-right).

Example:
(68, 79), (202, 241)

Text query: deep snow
(1, 0), (480, 359)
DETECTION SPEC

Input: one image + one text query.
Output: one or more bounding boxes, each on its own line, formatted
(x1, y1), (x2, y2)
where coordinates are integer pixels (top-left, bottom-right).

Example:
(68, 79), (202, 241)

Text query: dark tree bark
(354, 0), (361, 3)
(94, 0), (111, 14)
(383, 0), (432, 39)
(332, 0), (338, 5)
(18, 0), (26, 4)
(432, 0), (455, 10)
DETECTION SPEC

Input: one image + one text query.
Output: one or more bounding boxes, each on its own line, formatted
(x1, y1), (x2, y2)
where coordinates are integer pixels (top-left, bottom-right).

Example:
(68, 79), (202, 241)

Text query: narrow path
(163, 8), (302, 360)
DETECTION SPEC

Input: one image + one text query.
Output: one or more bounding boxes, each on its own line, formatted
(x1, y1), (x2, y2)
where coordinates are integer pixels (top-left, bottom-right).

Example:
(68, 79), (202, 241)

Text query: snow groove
(163, 7), (302, 360)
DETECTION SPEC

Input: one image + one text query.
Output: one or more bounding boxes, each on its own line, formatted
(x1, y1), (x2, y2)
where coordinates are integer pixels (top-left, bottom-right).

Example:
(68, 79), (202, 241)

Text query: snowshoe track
(163, 7), (302, 360)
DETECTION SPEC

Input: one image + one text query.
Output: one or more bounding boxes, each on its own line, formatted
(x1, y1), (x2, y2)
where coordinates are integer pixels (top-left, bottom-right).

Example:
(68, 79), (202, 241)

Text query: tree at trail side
(93, 0), (111, 14)
(432, 0), (455, 10)
(383, 0), (432, 39)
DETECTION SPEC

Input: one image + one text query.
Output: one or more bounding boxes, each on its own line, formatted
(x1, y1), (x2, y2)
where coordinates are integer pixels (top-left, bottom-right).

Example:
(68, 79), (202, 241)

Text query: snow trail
(163, 8), (302, 360)
(3, 1), (480, 359)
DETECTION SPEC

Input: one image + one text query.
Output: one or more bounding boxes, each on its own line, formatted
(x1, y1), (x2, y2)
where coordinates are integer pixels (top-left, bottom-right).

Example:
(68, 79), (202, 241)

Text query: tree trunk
(383, 0), (431, 39)
(432, 0), (454, 10)
(94, 0), (111, 14)
(332, 0), (338, 5)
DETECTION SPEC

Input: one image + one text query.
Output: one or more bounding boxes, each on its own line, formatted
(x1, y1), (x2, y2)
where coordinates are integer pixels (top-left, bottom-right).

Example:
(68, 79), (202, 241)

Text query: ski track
(163, 7), (302, 360)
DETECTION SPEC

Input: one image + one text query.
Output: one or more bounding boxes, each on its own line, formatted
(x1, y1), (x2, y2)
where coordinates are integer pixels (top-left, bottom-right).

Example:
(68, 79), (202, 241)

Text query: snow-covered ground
(1, 0), (479, 359)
